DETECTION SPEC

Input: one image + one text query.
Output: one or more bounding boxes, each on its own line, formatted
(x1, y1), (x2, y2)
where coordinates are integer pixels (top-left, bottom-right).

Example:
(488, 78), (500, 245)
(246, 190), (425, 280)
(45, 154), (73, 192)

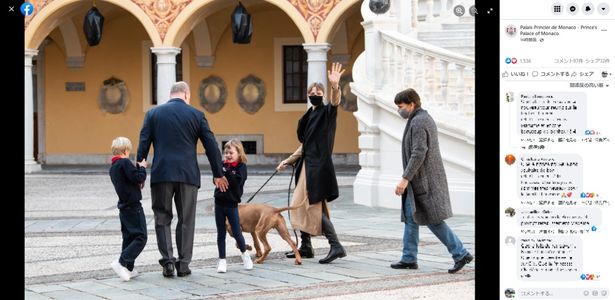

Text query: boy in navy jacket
(109, 137), (148, 281)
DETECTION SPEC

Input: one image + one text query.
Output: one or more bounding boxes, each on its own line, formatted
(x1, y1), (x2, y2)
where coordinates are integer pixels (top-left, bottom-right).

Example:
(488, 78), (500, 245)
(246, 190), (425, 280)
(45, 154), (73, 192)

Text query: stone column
(151, 47), (181, 105)
(25, 49), (41, 173)
(303, 43), (331, 104)
(398, 0), (412, 34)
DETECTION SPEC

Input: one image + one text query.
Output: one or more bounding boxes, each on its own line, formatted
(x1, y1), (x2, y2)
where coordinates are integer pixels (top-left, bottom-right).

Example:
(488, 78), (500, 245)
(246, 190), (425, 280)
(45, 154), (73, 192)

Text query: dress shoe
(175, 262), (191, 277)
(162, 262), (175, 277)
(448, 253), (473, 274)
(390, 261), (418, 269)
(177, 268), (191, 277)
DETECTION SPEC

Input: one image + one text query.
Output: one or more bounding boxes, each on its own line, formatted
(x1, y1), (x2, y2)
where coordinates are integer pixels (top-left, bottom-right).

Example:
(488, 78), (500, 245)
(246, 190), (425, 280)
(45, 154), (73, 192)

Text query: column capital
(150, 46), (181, 54)
(150, 47), (181, 64)
(302, 43), (331, 53)
(303, 43), (331, 63)
(25, 49), (39, 58)
(25, 49), (38, 67)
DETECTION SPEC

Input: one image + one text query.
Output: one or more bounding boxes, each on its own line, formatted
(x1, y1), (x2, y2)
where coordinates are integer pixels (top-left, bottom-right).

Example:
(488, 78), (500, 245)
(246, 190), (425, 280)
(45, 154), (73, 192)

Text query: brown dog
(227, 203), (302, 265)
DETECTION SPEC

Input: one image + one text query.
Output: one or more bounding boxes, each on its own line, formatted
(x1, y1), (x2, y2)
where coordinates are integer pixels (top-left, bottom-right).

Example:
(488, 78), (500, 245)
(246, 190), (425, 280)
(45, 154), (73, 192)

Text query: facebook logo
(21, 2), (34, 16)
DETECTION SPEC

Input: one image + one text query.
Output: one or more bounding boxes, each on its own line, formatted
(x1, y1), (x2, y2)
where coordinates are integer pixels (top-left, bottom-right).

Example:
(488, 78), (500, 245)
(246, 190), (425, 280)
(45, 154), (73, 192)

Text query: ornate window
(282, 46), (307, 104)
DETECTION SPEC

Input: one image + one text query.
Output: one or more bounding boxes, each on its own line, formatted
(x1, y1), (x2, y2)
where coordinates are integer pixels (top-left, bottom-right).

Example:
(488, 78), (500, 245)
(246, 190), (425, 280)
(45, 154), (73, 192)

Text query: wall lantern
(231, 2), (253, 44)
(83, 4), (105, 46)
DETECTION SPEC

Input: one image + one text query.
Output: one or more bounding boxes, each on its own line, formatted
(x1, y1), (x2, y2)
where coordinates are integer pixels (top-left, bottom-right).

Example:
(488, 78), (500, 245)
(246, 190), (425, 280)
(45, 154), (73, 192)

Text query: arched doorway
(25, 0), (159, 166)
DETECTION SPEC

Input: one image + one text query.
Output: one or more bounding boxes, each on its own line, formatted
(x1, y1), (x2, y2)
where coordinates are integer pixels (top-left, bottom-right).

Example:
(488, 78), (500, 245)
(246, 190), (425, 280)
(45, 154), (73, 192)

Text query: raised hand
(327, 62), (345, 89)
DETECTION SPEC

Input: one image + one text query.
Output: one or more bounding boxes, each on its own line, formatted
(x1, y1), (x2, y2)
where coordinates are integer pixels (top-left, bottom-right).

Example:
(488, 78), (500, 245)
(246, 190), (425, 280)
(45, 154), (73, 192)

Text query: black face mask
(309, 95), (323, 106)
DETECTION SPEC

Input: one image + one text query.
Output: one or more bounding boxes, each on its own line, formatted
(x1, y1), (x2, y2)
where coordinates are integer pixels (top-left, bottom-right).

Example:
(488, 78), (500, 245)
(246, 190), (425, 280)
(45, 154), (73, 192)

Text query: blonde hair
(111, 137), (132, 155)
(224, 139), (248, 164)
(307, 82), (325, 93)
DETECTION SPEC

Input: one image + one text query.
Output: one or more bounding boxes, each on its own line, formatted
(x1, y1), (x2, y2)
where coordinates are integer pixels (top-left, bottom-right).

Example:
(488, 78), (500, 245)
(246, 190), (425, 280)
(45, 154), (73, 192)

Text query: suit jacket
(137, 98), (223, 188)
(400, 108), (453, 225)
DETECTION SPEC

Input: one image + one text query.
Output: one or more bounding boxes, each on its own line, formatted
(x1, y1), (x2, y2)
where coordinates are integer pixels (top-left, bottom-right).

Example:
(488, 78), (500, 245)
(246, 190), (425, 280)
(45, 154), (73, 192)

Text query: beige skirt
(289, 161), (328, 235)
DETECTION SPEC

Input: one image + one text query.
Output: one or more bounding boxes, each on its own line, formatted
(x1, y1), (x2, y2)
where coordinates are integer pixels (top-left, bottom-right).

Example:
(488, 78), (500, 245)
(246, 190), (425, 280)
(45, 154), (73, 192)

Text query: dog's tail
(274, 205), (301, 214)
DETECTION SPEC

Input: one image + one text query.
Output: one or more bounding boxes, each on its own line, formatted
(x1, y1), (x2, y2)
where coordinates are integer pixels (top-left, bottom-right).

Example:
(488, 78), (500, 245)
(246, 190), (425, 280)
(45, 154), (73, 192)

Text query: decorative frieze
(288, 0), (342, 40)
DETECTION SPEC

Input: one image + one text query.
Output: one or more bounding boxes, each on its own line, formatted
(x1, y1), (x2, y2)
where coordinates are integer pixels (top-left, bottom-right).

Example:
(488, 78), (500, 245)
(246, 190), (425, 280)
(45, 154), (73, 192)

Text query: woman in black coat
(276, 62), (346, 264)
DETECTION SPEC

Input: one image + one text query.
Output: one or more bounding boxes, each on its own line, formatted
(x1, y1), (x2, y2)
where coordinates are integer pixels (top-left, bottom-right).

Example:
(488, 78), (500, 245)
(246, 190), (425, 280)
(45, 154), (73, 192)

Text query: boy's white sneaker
(110, 259), (131, 281)
(129, 269), (139, 278)
(241, 251), (253, 270)
(217, 259), (227, 273)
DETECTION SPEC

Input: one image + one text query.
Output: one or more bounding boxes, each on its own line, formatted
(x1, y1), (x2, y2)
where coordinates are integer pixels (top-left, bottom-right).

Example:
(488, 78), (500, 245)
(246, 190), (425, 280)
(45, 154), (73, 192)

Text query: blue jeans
(215, 204), (246, 258)
(401, 191), (468, 264)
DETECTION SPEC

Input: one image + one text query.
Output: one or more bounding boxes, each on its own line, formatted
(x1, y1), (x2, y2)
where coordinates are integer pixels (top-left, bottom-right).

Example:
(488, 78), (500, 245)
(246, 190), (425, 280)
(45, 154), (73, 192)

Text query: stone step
(441, 22), (475, 30)
(418, 29), (476, 39)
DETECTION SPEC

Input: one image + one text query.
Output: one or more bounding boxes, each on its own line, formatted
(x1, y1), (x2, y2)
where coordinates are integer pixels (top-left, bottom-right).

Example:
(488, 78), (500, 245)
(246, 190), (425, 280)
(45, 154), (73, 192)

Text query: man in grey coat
(392, 88), (473, 273)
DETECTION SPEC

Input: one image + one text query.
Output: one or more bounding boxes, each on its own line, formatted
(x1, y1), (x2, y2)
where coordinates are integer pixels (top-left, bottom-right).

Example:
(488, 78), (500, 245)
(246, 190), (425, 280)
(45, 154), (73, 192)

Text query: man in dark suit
(137, 81), (229, 277)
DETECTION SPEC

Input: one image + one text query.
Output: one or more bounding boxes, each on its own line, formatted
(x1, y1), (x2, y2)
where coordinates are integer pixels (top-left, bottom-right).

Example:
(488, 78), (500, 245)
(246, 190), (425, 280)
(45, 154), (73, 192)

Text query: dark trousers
(215, 204), (246, 258)
(151, 182), (198, 272)
(119, 206), (148, 271)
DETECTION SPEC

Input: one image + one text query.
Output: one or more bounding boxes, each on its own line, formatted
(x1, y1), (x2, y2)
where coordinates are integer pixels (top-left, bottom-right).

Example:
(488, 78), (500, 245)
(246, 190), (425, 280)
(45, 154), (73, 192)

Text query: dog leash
(246, 169), (278, 203)
(287, 163), (298, 245)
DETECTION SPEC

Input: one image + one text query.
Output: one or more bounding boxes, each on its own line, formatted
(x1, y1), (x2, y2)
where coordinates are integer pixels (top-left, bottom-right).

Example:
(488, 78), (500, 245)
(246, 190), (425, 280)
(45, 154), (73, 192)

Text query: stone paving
(25, 167), (474, 299)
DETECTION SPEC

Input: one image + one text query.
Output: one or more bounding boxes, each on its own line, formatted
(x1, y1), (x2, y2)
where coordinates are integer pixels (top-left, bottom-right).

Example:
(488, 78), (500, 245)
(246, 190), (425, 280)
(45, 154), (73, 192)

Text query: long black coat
(295, 103), (339, 204)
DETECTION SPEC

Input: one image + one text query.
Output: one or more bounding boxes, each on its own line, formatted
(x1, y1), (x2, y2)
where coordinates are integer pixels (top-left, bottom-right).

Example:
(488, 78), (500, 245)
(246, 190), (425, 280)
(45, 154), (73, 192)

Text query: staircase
(350, 0), (475, 216)
(418, 22), (475, 57)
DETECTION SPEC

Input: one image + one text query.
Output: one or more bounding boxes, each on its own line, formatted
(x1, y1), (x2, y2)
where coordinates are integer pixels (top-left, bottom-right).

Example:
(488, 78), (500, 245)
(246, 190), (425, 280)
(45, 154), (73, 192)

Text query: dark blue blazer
(109, 157), (147, 209)
(137, 98), (223, 188)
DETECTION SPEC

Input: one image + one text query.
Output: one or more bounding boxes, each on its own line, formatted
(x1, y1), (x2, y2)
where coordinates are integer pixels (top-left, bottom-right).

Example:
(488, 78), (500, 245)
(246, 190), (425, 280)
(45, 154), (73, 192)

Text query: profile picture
(505, 154), (516, 165)
(506, 24), (517, 37)
(506, 92), (514, 102)
(505, 207), (516, 217)
(505, 236), (516, 245)
(505, 288), (516, 298)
